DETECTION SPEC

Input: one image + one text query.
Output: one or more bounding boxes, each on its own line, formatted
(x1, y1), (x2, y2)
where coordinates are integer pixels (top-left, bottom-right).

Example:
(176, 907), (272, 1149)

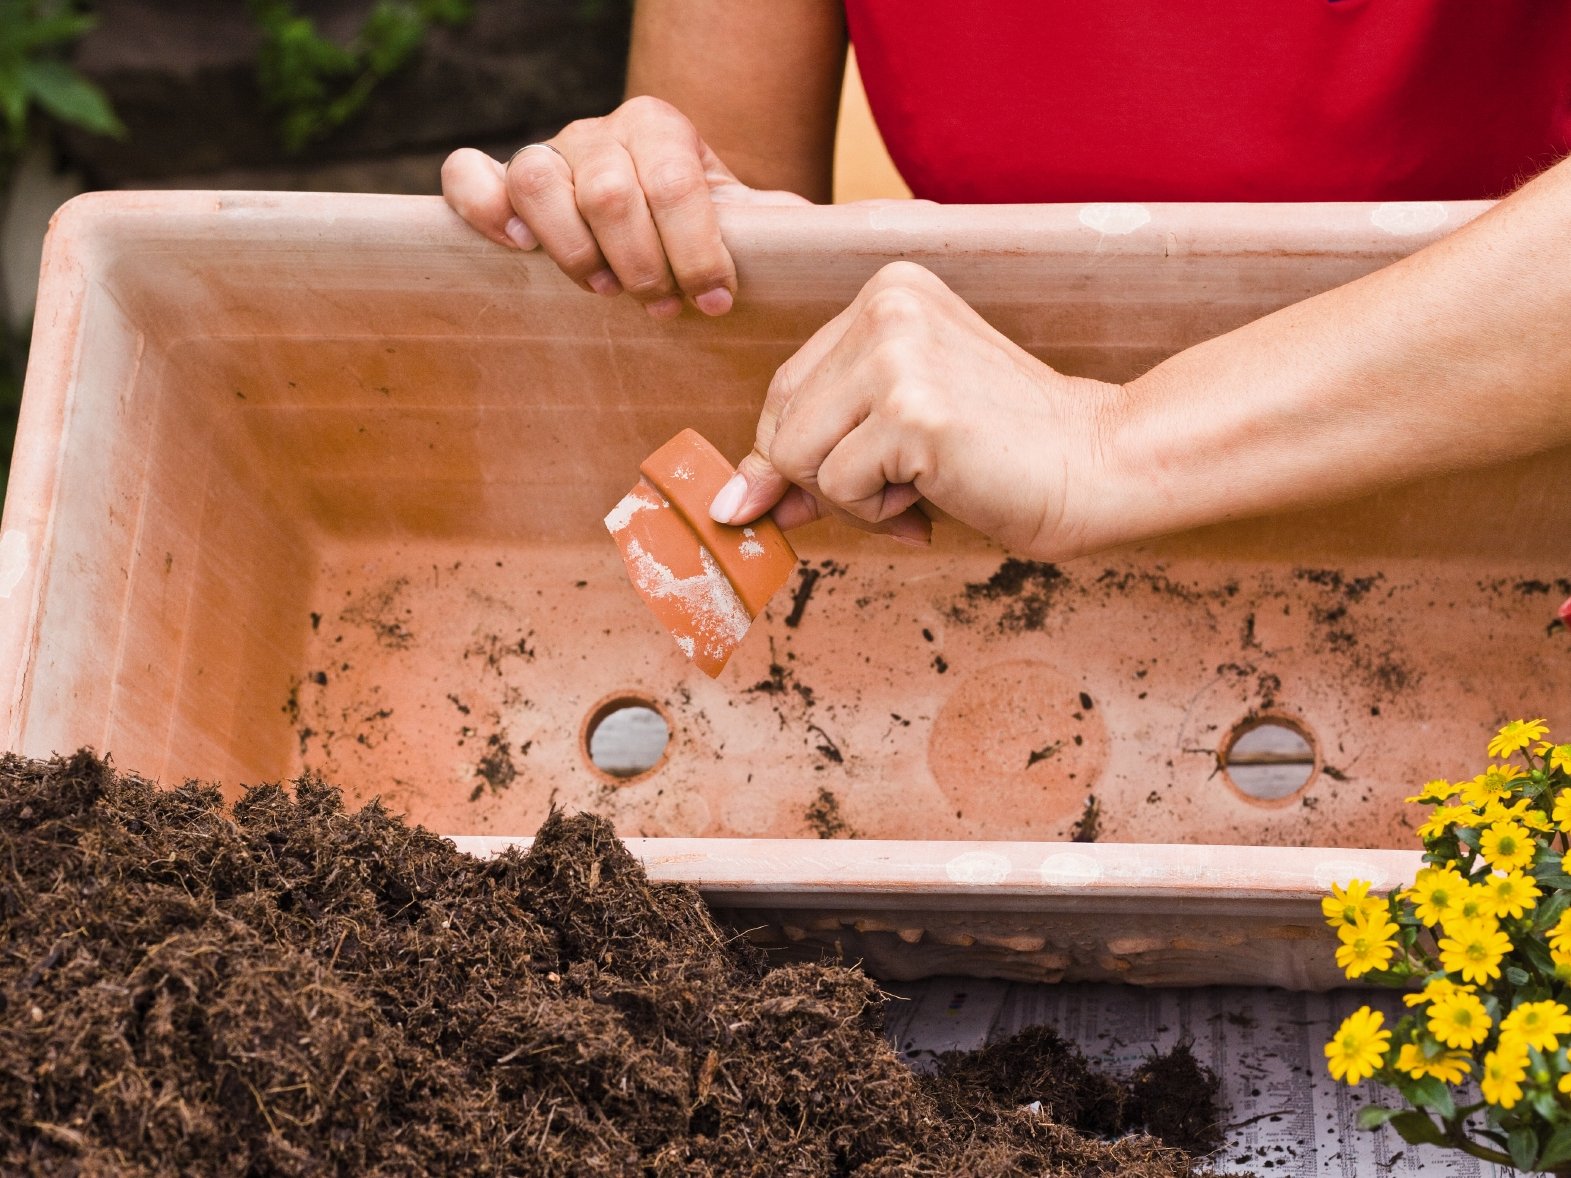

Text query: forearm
(627, 0), (846, 200)
(1094, 157), (1571, 551)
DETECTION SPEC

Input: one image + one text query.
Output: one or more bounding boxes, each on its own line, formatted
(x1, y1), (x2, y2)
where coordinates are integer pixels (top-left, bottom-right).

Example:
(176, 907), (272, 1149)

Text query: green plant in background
(0, 0), (122, 176)
(0, 0), (122, 493)
(1325, 720), (1571, 1173)
(249, 0), (471, 152)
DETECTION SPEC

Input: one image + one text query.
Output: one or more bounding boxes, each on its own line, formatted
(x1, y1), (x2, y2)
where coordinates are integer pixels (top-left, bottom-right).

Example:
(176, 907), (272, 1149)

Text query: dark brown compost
(0, 752), (1239, 1176)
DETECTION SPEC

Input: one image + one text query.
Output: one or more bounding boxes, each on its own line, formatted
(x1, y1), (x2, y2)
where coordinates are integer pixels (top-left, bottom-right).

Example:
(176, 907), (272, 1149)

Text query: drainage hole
(1223, 718), (1315, 801)
(586, 700), (670, 778)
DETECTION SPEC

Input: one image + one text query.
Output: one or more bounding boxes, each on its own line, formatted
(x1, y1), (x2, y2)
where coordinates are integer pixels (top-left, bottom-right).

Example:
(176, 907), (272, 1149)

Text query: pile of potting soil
(0, 751), (1239, 1176)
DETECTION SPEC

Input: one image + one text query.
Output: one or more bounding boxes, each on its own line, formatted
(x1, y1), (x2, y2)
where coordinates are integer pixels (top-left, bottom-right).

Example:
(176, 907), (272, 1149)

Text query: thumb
(709, 447), (791, 525)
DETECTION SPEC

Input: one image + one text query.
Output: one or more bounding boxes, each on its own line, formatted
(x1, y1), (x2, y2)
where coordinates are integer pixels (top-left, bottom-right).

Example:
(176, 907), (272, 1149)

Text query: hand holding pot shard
(706, 260), (1126, 561)
(606, 430), (797, 676)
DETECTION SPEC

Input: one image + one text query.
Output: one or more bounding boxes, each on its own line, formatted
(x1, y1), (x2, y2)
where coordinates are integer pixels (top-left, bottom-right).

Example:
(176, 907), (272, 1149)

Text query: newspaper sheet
(883, 979), (1521, 1177)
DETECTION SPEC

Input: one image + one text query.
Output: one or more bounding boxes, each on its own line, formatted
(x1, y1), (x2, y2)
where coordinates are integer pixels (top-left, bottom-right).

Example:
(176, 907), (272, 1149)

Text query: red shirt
(845, 1), (1571, 202)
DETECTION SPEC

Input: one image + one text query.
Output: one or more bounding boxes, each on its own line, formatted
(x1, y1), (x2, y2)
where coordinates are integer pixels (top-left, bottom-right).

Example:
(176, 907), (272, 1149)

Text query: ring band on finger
(508, 142), (567, 171)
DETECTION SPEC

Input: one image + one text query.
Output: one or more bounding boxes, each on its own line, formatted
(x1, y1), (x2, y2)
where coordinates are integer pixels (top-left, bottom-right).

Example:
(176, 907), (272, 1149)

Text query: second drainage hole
(1223, 719), (1316, 801)
(587, 702), (670, 778)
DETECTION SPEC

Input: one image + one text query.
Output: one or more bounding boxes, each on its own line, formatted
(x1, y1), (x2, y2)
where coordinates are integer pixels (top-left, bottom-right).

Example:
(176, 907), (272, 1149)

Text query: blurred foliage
(0, 0), (122, 497)
(0, 0), (123, 173)
(249, 0), (472, 151)
(0, 0), (483, 498)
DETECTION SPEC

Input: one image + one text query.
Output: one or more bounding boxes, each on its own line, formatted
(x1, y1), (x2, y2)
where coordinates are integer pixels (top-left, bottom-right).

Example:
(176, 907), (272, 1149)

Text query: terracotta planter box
(7, 192), (1566, 988)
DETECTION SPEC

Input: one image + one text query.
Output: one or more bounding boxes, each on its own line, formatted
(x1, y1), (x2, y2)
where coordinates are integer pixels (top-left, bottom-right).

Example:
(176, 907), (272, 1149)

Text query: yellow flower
(1322, 879), (1384, 929)
(1480, 1042), (1529, 1109)
(1549, 911), (1571, 957)
(1417, 804), (1478, 841)
(1325, 1007), (1391, 1085)
(1405, 778), (1455, 805)
(1403, 976), (1463, 1008)
(1437, 883), (1495, 933)
(1562, 848), (1571, 875)
(1478, 822), (1535, 873)
(1554, 793), (1571, 834)
(1562, 1072), (1571, 1095)
(1484, 797), (1554, 832)
(1499, 1000), (1571, 1053)
(1395, 1041), (1473, 1085)
(1551, 745), (1571, 775)
(1479, 870), (1539, 920)
(1335, 913), (1400, 979)
(1489, 719), (1550, 760)
(1438, 919), (1513, 985)
(1406, 867), (1467, 926)
(1462, 765), (1527, 809)
(1553, 941), (1571, 984)
(1428, 988), (1492, 1049)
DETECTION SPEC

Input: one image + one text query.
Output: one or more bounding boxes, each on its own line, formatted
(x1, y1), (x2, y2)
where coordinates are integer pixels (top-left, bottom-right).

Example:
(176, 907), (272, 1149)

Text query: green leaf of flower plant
(1510, 1125), (1540, 1172)
(1506, 965), (1531, 987)
(1356, 1104), (1399, 1131)
(1537, 889), (1571, 930)
(1533, 1088), (1561, 1123)
(1408, 1075), (1455, 1121)
(21, 60), (124, 137)
(1389, 1110), (1448, 1147)
(1520, 935), (1557, 979)
(1539, 1124), (1571, 1169)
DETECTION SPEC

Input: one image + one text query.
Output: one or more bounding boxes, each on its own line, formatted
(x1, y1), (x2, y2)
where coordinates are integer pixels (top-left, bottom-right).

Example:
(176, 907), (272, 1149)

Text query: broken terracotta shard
(605, 429), (797, 676)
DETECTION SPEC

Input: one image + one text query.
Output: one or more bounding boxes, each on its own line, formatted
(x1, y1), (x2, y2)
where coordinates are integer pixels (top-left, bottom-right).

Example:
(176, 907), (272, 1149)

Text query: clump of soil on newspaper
(1, 752), (1238, 1176)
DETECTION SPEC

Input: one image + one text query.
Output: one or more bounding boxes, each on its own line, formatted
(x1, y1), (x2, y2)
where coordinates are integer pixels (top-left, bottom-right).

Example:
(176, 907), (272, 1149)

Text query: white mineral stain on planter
(1312, 859), (1389, 891)
(602, 489), (657, 534)
(944, 850), (1012, 885)
(1078, 203), (1151, 235)
(1370, 201), (1447, 236)
(0, 530), (29, 598)
(867, 202), (931, 232)
(738, 527), (765, 559)
(671, 462), (694, 480)
(624, 538), (751, 661)
(1039, 852), (1102, 885)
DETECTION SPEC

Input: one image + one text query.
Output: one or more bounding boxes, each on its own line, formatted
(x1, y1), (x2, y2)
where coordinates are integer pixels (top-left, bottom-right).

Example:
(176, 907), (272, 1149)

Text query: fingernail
(709, 473), (748, 523)
(504, 217), (536, 250)
(891, 532), (931, 549)
(694, 287), (733, 316)
(645, 295), (683, 320)
(587, 269), (621, 297)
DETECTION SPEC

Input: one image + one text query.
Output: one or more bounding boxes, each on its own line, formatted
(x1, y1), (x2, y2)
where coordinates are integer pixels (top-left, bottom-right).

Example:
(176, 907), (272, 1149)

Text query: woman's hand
(709, 261), (1128, 558)
(441, 96), (809, 319)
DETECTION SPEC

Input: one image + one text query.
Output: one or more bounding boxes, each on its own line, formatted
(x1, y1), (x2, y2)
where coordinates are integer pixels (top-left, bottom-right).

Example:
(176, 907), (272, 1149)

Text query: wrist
(1044, 371), (1177, 561)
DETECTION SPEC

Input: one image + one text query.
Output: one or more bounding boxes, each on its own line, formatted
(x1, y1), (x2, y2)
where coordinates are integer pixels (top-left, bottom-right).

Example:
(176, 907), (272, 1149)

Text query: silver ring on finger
(508, 142), (567, 171)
